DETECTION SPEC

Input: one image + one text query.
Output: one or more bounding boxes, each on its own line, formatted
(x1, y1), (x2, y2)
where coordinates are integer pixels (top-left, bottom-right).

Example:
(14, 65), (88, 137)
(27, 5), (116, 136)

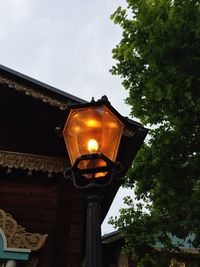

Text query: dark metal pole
(85, 191), (103, 267)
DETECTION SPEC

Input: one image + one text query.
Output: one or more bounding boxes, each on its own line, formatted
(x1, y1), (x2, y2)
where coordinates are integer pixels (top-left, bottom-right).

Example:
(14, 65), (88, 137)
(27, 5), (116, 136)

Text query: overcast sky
(0, 0), (136, 234)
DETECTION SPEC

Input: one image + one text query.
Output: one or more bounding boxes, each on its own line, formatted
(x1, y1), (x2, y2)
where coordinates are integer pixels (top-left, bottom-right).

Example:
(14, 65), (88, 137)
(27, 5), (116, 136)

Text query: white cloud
(0, 0), (129, 110)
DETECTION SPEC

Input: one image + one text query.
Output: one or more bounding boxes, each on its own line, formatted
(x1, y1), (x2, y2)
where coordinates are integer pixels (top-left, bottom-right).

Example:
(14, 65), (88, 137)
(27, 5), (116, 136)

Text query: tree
(109, 0), (200, 265)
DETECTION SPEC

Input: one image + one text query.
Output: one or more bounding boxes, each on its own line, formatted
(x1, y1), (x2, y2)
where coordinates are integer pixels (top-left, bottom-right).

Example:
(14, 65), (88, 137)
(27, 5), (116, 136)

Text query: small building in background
(102, 231), (200, 267)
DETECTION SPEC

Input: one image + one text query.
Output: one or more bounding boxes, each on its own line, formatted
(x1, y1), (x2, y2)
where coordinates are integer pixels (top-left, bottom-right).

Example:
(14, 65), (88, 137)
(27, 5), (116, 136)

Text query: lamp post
(62, 96), (148, 267)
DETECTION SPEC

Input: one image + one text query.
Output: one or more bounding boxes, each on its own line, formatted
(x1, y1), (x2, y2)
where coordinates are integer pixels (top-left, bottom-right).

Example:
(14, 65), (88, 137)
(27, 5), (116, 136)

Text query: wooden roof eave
(0, 64), (87, 111)
(0, 150), (66, 177)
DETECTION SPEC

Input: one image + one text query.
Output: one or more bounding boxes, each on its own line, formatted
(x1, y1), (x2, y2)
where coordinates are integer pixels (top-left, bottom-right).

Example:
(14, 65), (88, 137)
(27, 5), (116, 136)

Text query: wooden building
(0, 64), (88, 267)
(0, 65), (147, 267)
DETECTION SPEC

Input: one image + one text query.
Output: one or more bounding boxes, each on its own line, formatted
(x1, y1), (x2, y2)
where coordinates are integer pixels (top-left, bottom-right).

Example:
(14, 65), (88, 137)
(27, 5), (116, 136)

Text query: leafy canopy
(109, 0), (200, 265)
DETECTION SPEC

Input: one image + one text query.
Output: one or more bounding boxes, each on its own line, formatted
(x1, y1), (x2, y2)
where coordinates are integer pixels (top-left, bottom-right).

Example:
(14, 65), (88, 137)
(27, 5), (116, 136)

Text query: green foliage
(110, 0), (200, 266)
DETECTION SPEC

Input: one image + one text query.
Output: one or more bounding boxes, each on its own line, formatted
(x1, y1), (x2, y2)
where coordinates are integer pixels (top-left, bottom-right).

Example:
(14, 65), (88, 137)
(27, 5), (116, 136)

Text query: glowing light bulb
(86, 119), (100, 128)
(87, 139), (98, 153)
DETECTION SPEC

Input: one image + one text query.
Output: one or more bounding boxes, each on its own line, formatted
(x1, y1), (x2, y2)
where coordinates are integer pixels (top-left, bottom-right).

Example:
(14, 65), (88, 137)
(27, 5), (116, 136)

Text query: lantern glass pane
(63, 105), (124, 178)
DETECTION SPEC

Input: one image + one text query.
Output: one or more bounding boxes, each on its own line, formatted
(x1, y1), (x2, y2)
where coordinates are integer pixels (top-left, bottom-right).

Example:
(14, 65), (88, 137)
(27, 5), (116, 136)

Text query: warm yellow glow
(62, 105), (124, 168)
(87, 139), (99, 153)
(108, 122), (117, 128)
(73, 126), (80, 132)
(86, 119), (100, 128)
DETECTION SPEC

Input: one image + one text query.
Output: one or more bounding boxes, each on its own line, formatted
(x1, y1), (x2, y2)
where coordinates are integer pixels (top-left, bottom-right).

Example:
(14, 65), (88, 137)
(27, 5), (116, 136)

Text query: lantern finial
(101, 95), (108, 101)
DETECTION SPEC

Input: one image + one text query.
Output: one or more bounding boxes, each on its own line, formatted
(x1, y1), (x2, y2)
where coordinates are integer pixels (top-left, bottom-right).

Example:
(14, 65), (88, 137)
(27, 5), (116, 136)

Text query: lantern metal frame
(64, 152), (123, 189)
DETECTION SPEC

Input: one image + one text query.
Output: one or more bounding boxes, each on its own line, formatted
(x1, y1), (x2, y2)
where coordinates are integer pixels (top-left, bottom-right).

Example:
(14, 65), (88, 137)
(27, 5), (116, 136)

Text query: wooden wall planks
(0, 172), (86, 267)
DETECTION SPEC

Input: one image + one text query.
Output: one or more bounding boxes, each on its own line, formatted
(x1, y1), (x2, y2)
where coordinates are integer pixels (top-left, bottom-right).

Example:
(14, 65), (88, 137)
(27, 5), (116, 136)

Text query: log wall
(0, 169), (86, 267)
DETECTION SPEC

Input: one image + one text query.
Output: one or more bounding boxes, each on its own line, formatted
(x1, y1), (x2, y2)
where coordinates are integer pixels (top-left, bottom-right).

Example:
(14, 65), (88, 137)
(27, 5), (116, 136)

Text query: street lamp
(62, 96), (148, 267)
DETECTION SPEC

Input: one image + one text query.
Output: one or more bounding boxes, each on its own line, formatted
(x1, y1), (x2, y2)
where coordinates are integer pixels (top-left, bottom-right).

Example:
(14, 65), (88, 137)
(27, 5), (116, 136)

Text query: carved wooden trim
(0, 150), (66, 177)
(0, 209), (47, 251)
(0, 75), (69, 110)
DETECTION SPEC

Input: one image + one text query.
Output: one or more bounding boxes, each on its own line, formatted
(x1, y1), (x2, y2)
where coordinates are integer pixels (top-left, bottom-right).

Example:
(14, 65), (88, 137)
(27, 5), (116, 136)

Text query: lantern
(62, 98), (125, 188)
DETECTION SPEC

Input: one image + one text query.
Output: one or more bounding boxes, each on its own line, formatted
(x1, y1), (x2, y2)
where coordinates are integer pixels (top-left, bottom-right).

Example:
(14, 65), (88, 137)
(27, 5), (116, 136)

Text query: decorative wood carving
(0, 150), (66, 177)
(0, 209), (47, 251)
(0, 75), (69, 110)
